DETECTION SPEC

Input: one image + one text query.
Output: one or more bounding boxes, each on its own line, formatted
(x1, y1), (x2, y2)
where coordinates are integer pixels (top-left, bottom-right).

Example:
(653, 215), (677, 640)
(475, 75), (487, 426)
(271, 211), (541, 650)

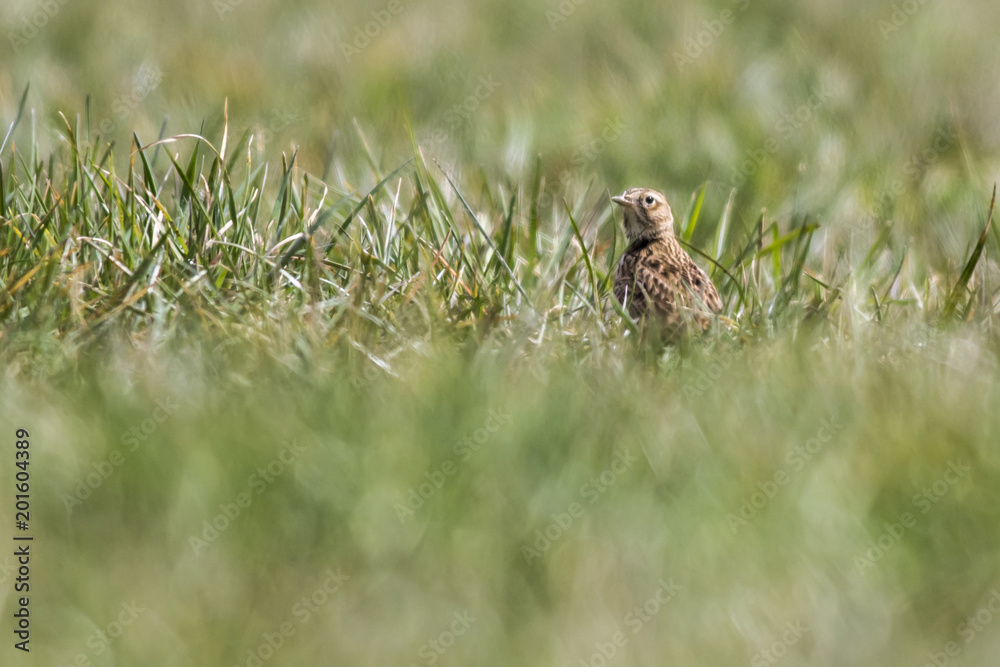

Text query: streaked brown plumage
(612, 188), (721, 332)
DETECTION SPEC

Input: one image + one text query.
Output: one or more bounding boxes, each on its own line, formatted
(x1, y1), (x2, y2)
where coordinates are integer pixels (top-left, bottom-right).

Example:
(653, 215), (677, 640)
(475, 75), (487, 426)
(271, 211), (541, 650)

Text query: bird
(611, 187), (722, 333)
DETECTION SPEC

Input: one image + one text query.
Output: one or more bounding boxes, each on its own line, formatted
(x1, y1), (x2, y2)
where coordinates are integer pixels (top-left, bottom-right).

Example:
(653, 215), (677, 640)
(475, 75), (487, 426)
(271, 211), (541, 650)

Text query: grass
(3, 0), (1000, 665)
(0, 104), (990, 360)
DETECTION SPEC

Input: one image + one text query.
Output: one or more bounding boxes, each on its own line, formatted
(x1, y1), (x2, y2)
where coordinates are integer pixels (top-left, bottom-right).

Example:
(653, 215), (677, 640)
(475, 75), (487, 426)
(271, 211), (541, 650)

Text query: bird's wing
(615, 239), (722, 326)
(634, 255), (721, 329)
(673, 256), (722, 313)
(632, 261), (681, 317)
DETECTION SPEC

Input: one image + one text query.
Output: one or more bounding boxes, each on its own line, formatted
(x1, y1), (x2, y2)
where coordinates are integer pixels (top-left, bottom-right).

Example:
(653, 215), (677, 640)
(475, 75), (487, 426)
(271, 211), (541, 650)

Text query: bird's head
(611, 188), (674, 242)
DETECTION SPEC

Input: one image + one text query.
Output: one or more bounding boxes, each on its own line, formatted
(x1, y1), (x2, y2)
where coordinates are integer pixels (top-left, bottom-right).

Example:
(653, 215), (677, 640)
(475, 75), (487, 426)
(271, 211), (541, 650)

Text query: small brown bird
(612, 188), (722, 332)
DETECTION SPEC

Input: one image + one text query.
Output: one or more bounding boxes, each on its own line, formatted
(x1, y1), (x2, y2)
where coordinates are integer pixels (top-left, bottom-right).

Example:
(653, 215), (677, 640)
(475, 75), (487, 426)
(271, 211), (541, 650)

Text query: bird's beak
(611, 193), (630, 207)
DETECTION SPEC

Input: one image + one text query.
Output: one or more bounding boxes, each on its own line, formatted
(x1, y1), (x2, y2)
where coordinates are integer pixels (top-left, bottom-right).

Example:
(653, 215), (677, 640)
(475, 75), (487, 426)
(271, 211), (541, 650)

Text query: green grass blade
(942, 184), (995, 320)
(0, 83), (29, 155)
(680, 182), (707, 243)
(564, 200), (600, 316)
(441, 167), (532, 307)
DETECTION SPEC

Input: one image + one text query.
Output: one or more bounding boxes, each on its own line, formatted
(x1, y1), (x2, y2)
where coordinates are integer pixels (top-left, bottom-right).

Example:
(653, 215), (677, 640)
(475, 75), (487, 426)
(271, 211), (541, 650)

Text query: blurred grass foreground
(3, 0), (1000, 665)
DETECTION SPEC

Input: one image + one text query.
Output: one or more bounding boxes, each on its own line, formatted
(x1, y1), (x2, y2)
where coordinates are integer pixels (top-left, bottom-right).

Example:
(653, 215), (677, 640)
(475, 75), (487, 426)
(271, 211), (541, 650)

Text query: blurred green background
(3, 0), (1000, 665)
(5, 0), (1000, 220)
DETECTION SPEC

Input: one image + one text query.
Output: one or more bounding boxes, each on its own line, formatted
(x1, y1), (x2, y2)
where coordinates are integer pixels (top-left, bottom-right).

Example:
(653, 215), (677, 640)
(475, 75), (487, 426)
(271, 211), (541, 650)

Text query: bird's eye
(644, 195), (655, 205)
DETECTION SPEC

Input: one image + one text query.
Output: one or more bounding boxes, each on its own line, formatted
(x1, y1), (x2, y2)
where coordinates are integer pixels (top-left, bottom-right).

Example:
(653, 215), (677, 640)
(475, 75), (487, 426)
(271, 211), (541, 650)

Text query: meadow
(2, 0), (1000, 665)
